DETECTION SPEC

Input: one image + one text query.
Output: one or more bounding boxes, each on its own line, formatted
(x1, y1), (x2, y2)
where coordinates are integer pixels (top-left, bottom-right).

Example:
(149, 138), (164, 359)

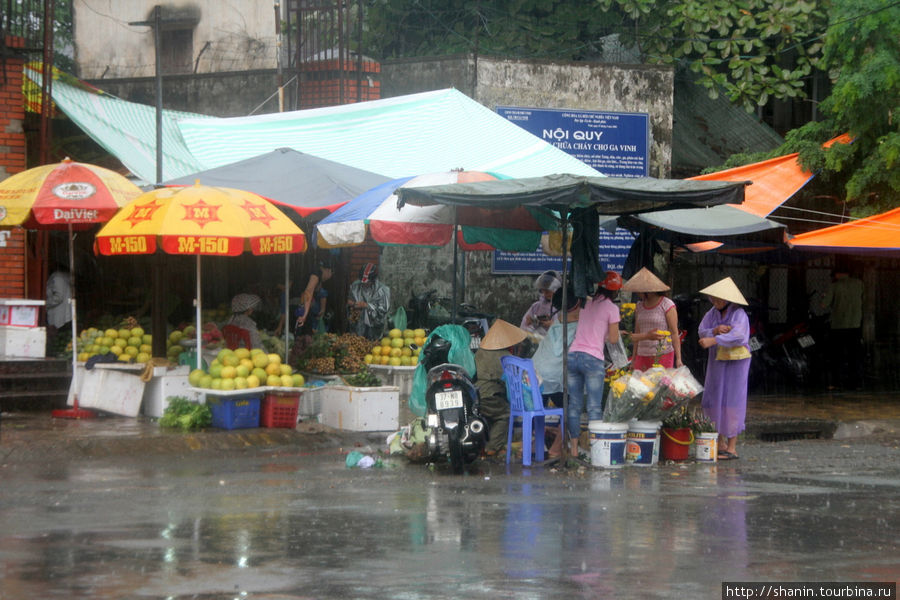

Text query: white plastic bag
(605, 337), (630, 370)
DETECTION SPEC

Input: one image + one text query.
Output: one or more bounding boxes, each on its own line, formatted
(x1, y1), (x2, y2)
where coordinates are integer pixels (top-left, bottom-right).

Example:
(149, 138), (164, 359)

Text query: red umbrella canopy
(0, 158), (142, 229)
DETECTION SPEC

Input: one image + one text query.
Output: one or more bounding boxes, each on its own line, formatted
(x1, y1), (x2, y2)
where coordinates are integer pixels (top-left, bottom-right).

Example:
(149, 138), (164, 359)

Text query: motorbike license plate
(435, 390), (464, 410)
(749, 336), (763, 352)
(797, 334), (815, 348)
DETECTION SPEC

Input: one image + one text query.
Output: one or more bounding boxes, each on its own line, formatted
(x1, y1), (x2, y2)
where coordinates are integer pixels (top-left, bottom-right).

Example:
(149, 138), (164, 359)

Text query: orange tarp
(789, 206), (900, 253)
(685, 133), (852, 252)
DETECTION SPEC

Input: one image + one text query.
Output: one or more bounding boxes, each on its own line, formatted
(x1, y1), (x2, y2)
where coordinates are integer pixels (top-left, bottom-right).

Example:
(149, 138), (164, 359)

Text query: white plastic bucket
(625, 420), (661, 466)
(589, 421), (629, 468)
(696, 432), (718, 462)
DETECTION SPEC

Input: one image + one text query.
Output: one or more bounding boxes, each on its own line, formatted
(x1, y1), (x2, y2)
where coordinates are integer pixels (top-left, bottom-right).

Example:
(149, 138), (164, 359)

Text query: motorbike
(420, 333), (487, 472)
(408, 289), (493, 351)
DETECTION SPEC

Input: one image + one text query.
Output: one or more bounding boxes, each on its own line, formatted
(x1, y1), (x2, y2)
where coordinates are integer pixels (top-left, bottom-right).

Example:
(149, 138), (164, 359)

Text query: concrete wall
(73, 1), (277, 79)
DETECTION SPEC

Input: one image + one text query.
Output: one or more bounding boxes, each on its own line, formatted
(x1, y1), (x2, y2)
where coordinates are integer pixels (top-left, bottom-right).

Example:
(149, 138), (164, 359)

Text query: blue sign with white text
(491, 228), (636, 275)
(496, 106), (649, 177)
(491, 106), (646, 275)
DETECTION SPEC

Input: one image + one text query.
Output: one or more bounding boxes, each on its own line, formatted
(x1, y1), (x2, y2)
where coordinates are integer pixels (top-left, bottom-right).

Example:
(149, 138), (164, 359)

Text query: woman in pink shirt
(622, 267), (682, 371)
(566, 271), (622, 457)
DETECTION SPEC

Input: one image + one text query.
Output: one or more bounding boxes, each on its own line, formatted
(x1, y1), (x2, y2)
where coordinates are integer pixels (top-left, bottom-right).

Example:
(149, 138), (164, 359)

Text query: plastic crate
(208, 394), (261, 430)
(261, 392), (300, 428)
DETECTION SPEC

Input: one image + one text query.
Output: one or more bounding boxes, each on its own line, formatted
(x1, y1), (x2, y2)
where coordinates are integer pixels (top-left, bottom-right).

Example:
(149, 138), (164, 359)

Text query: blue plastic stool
(501, 355), (565, 466)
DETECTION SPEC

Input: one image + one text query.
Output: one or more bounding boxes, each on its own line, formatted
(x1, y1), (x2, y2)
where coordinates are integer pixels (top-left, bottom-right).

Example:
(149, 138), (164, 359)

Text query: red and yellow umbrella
(95, 184), (307, 368)
(0, 157), (142, 418)
(94, 183), (306, 256)
(0, 157), (141, 229)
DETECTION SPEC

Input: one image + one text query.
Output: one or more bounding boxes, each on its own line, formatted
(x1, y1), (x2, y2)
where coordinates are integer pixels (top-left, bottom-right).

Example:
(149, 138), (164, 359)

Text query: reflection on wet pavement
(2, 439), (900, 599)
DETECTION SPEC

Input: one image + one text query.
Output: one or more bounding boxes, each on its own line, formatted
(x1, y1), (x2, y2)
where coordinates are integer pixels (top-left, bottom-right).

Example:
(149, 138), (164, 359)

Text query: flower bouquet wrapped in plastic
(603, 369), (661, 422)
(635, 365), (704, 422)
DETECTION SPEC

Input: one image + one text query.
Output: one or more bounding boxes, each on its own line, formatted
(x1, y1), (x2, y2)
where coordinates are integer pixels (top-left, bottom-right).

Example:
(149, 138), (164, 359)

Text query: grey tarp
(396, 173), (749, 297)
(164, 147), (391, 222)
(623, 204), (787, 246)
(396, 173), (748, 213)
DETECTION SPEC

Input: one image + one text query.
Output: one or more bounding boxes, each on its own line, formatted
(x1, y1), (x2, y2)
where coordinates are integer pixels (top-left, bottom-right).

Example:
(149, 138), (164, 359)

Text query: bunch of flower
(661, 406), (693, 430)
(603, 368), (661, 422)
(652, 329), (673, 367)
(635, 365), (704, 421)
(619, 302), (636, 353)
(689, 409), (717, 435)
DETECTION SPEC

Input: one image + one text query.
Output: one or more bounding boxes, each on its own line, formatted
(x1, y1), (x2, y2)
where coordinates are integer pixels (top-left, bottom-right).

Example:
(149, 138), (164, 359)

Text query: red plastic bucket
(660, 427), (693, 461)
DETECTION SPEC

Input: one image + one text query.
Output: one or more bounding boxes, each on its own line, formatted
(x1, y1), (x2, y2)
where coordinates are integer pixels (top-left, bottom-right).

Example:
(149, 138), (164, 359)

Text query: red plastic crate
(261, 392), (300, 428)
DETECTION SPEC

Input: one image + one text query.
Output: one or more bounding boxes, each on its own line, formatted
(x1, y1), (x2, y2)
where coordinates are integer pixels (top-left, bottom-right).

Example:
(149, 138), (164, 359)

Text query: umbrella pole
(284, 254), (290, 363)
(560, 214), (570, 465)
(53, 226), (96, 419)
(451, 210), (459, 324)
(195, 255), (202, 370)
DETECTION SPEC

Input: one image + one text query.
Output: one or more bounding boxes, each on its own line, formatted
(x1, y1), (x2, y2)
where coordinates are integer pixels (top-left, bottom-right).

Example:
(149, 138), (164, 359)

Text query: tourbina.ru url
(723, 583), (896, 599)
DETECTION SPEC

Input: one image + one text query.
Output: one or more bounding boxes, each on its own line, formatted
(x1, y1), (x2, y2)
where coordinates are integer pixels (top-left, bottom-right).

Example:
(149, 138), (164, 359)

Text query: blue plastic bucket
(625, 420), (661, 466)
(589, 421), (628, 468)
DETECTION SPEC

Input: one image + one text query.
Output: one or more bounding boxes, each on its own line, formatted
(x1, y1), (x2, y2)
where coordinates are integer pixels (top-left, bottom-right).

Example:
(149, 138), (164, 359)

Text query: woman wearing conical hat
(697, 277), (751, 461)
(622, 267), (682, 372)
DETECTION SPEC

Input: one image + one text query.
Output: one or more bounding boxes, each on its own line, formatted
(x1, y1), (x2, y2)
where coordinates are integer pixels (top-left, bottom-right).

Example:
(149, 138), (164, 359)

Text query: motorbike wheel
(447, 427), (465, 474)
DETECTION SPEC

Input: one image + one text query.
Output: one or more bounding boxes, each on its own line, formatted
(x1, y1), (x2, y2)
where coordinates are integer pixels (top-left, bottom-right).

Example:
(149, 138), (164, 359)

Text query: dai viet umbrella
(94, 183), (307, 368)
(0, 157), (143, 419)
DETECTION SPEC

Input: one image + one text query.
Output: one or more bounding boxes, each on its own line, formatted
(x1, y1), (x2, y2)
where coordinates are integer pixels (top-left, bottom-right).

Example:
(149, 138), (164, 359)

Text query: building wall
(0, 39), (28, 298)
(73, 1), (277, 79)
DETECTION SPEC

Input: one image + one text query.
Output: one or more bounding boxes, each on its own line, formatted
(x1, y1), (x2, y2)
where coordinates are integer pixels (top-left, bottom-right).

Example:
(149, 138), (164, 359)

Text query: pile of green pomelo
(188, 347), (304, 391)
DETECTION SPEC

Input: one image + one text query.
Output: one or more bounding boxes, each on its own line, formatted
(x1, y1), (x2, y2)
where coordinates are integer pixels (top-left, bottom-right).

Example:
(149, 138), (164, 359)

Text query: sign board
(492, 106), (647, 275)
(496, 106), (649, 178)
(492, 228), (636, 275)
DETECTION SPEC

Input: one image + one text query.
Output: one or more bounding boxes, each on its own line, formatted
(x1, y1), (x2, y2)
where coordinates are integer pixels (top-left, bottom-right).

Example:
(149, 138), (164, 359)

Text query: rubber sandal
(717, 451), (739, 461)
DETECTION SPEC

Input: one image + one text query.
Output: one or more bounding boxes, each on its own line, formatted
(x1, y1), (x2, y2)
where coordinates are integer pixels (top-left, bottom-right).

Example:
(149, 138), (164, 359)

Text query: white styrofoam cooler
(0, 299), (44, 327)
(142, 365), (202, 417)
(0, 325), (46, 358)
(73, 364), (146, 417)
(319, 385), (399, 431)
(366, 365), (416, 425)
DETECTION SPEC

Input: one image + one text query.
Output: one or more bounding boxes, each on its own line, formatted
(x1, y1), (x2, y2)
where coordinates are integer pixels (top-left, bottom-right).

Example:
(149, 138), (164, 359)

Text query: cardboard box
(0, 325), (46, 358)
(319, 385), (399, 431)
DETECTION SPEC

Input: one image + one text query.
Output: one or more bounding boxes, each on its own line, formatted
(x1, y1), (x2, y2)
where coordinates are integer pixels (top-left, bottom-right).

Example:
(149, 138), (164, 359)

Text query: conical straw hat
(480, 319), (528, 350)
(699, 277), (747, 306)
(622, 267), (670, 293)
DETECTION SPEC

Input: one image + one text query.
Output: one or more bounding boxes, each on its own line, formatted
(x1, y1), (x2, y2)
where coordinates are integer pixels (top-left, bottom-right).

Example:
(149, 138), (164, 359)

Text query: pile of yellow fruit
(75, 325), (152, 363)
(364, 328), (427, 367)
(188, 347), (305, 391)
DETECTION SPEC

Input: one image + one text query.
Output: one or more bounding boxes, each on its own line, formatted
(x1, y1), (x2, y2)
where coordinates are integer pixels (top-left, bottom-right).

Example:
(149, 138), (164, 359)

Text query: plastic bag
(392, 306), (407, 331)
(605, 337), (630, 370)
(409, 324), (477, 417)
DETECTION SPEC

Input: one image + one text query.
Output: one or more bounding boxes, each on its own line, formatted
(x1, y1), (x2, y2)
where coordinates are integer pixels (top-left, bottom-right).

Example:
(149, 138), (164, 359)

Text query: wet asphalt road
(1, 435), (899, 600)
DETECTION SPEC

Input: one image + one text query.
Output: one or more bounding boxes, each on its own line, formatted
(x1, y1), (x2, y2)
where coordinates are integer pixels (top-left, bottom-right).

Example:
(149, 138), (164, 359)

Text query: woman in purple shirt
(697, 277), (751, 461)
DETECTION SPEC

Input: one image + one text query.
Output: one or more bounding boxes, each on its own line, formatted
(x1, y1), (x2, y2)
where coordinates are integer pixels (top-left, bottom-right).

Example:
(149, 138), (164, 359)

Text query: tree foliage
(596, 0), (829, 111)
(363, 0), (619, 61)
(716, 0), (899, 214)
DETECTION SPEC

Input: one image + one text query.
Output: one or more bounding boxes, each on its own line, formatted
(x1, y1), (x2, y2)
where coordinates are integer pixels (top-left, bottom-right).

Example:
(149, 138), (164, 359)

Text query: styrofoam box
(319, 385), (399, 431)
(369, 365), (416, 426)
(0, 325), (46, 358)
(0, 299), (44, 327)
(142, 365), (202, 418)
(298, 386), (322, 417)
(76, 365), (146, 417)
